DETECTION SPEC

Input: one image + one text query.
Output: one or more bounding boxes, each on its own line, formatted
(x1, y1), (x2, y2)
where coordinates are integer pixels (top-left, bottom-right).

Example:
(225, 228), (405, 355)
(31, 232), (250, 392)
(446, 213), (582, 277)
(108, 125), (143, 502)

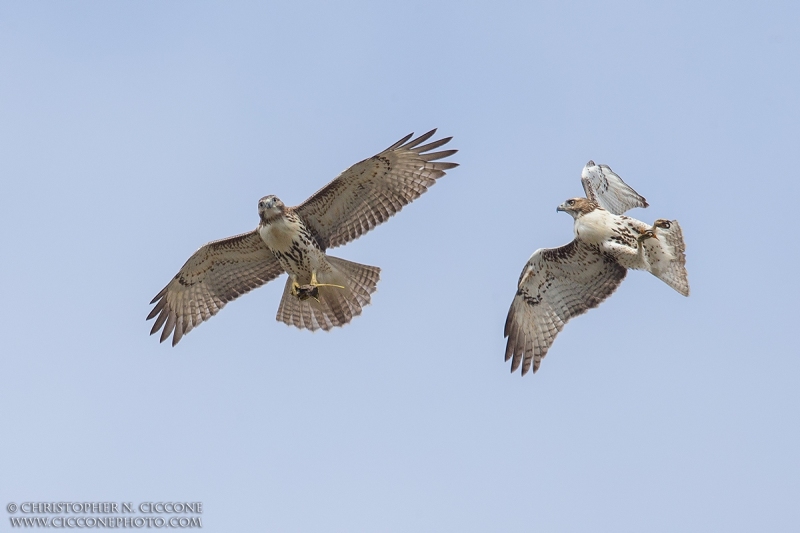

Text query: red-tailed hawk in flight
(504, 161), (689, 375)
(148, 130), (457, 345)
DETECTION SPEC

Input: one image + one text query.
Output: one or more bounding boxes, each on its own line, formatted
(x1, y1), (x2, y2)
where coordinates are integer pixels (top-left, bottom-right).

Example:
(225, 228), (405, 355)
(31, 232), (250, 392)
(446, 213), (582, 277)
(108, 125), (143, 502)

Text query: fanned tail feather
(275, 256), (381, 330)
(645, 220), (689, 296)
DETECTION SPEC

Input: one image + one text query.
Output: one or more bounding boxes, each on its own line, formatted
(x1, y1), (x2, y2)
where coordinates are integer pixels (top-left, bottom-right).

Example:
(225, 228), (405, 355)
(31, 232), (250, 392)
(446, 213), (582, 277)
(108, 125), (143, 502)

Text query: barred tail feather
(275, 256), (381, 331)
(645, 220), (689, 296)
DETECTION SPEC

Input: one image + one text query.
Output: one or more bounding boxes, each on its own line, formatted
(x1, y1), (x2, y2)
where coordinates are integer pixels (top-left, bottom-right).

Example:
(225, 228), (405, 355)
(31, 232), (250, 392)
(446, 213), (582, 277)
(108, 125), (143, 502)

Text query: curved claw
(637, 229), (657, 244)
(290, 280), (301, 297)
(294, 270), (346, 301)
(295, 282), (346, 302)
(653, 219), (672, 230)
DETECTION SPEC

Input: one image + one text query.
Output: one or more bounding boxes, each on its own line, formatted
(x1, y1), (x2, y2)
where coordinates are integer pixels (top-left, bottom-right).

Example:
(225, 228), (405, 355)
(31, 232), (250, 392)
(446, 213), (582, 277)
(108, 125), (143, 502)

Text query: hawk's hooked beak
(556, 204), (566, 213)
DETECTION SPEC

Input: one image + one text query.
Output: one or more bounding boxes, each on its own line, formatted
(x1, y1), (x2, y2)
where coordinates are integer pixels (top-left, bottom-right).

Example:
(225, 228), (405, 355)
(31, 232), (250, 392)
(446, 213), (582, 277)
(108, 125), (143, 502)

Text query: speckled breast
(259, 213), (325, 279)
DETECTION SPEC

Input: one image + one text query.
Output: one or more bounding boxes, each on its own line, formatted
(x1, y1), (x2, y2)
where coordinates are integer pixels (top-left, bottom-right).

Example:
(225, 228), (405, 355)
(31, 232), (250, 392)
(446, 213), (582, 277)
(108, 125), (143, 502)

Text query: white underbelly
(259, 221), (295, 251)
(574, 211), (614, 244)
(258, 222), (328, 282)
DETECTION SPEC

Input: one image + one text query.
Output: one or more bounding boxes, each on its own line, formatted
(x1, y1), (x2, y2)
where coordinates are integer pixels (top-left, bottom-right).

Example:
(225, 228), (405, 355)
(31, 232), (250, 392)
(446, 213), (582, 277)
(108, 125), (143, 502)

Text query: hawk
(504, 161), (689, 375)
(148, 130), (458, 345)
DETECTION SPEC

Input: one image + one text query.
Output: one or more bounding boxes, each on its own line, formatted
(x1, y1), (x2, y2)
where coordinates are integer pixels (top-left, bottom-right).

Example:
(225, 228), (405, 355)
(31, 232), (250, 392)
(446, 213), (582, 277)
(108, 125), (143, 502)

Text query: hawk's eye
(567, 199), (575, 206)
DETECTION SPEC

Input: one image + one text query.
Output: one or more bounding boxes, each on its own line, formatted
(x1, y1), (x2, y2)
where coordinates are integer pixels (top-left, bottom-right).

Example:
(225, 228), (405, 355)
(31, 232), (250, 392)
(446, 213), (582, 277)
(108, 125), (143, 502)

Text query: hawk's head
(258, 195), (286, 223)
(557, 198), (597, 219)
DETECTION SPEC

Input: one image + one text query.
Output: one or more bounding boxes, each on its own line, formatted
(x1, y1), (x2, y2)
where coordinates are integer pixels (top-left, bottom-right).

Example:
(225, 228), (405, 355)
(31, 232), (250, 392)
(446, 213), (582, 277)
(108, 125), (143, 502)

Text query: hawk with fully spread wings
(148, 130), (458, 345)
(504, 161), (689, 375)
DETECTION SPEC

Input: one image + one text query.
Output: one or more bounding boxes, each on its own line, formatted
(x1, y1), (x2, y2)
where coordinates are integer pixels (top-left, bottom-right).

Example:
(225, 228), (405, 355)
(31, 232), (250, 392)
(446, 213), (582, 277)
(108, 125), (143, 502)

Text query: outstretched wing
(294, 129), (458, 250)
(504, 241), (627, 375)
(581, 161), (648, 215)
(147, 230), (284, 346)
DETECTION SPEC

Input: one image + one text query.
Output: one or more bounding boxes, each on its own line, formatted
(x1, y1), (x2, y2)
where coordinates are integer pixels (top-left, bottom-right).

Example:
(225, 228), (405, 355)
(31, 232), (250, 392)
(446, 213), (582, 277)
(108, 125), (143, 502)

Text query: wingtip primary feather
(386, 132), (415, 151)
(419, 148), (458, 162)
(150, 287), (167, 305)
(414, 136), (453, 154)
(431, 161), (459, 171)
(402, 128), (438, 150)
(146, 297), (166, 320)
(172, 320), (184, 346)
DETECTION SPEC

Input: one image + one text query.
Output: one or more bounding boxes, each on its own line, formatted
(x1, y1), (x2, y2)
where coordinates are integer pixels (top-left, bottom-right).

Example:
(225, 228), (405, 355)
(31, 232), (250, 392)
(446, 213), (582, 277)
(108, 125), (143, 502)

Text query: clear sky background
(1, 1), (798, 531)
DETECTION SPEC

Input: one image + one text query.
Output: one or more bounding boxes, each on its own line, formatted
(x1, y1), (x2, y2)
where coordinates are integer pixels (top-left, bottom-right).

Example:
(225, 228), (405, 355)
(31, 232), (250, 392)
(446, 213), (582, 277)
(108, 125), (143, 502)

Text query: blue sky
(1, 1), (798, 531)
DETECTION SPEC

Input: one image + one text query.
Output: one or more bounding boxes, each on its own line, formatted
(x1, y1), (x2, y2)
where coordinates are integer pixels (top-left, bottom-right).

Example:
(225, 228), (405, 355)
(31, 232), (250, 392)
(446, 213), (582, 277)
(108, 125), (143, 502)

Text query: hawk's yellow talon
(637, 229), (657, 244)
(314, 283), (345, 289)
(294, 274), (346, 301)
(290, 280), (301, 297)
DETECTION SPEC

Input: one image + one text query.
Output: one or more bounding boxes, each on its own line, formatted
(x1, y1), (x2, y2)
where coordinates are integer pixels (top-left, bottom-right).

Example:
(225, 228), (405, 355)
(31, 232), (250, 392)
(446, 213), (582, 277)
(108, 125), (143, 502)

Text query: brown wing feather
(504, 240), (627, 375)
(581, 161), (648, 215)
(147, 230), (284, 346)
(294, 129), (458, 250)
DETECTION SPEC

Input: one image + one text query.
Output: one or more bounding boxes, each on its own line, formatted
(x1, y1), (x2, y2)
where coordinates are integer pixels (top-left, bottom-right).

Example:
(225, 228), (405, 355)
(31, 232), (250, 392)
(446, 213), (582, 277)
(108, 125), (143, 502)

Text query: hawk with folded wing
(504, 161), (689, 375)
(148, 130), (458, 345)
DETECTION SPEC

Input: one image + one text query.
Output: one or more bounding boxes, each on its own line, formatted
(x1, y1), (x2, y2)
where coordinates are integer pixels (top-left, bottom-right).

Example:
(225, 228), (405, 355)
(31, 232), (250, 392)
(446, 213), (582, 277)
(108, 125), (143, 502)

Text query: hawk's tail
(645, 219), (690, 296)
(275, 256), (381, 331)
